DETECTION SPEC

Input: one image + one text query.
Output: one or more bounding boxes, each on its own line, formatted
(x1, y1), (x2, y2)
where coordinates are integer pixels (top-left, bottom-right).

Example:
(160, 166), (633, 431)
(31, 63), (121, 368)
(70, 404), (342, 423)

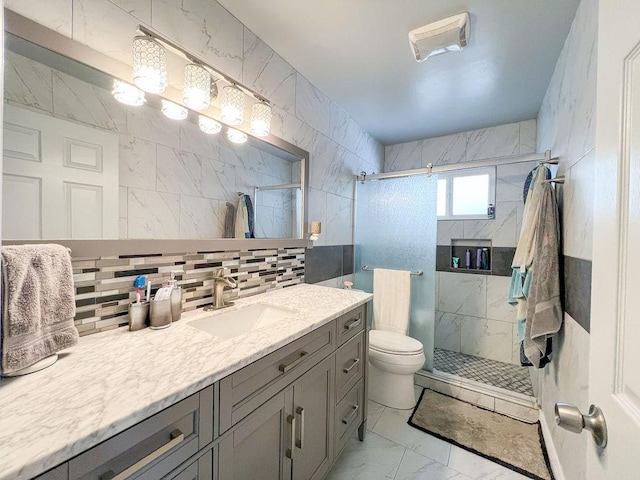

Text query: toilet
(369, 329), (425, 410)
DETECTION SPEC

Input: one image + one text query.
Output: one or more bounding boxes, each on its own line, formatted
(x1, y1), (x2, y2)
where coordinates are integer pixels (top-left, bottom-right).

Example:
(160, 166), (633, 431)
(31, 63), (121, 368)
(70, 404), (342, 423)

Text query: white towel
(373, 268), (411, 335)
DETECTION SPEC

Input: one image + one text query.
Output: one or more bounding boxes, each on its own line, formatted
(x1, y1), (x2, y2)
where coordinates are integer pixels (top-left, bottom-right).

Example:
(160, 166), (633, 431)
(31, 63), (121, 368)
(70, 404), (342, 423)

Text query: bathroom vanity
(0, 285), (370, 480)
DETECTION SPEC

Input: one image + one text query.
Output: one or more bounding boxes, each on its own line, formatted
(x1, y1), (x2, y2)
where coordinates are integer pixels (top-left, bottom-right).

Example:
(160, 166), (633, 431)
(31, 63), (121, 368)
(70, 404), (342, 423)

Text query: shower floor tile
(434, 348), (534, 396)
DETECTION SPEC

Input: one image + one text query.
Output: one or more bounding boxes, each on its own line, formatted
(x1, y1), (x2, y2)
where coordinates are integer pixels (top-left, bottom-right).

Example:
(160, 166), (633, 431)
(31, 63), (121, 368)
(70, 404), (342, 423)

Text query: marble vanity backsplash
(72, 247), (305, 336)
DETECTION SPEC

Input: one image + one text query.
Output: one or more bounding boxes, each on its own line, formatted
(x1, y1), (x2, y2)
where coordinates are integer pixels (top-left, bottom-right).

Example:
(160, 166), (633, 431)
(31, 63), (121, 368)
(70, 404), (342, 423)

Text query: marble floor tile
(327, 431), (406, 480)
(367, 400), (386, 431)
(372, 408), (451, 465)
(447, 446), (531, 480)
(394, 449), (472, 480)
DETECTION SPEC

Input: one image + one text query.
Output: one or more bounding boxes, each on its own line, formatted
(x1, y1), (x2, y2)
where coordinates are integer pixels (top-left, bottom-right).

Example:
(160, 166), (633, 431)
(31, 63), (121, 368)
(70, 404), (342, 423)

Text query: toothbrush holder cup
(150, 298), (172, 330)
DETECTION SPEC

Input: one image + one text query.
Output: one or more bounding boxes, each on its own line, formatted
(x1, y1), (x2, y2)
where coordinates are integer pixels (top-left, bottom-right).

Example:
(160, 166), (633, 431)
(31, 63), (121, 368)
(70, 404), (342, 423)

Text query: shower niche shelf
(449, 239), (492, 274)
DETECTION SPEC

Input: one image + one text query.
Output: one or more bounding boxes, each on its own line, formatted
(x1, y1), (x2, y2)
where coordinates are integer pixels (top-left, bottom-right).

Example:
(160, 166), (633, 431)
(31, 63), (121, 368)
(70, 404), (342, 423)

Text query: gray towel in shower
(224, 202), (236, 238)
(524, 182), (562, 366)
(1, 244), (78, 375)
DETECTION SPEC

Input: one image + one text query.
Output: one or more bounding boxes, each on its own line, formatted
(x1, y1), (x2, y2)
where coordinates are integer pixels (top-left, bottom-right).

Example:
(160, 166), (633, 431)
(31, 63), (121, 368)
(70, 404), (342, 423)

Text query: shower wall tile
(486, 276), (517, 322)
(435, 311), (462, 352)
(437, 271), (486, 318)
(460, 317), (513, 364)
(243, 28), (296, 113)
(179, 196), (223, 239)
(436, 221), (464, 245)
(127, 105), (181, 149)
(127, 188), (180, 239)
(496, 161), (537, 203)
(384, 140), (422, 172)
(562, 149), (595, 260)
(156, 146), (202, 196)
(325, 193), (353, 246)
(330, 104), (366, 156)
(295, 74), (331, 137)
(519, 120), (537, 154)
(151, 0), (244, 80)
(179, 121), (220, 159)
(463, 201), (518, 248)
(4, 51), (54, 113)
(119, 186), (128, 238)
(422, 132), (467, 166)
(465, 123), (520, 162)
(6, 0), (72, 36)
(108, 0), (151, 23)
(119, 135), (157, 190)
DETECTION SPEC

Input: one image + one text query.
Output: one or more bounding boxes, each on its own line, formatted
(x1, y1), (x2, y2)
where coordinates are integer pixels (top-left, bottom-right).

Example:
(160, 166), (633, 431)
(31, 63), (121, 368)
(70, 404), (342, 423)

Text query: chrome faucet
(205, 267), (237, 310)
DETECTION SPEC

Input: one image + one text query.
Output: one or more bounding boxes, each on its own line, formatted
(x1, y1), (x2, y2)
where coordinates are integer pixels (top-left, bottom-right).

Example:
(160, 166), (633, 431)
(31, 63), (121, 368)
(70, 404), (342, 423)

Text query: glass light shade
(199, 115), (222, 135)
(132, 36), (167, 94)
(161, 99), (188, 120)
(226, 128), (248, 144)
(183, 64), (211, 110)
(221, 85), (244, 125)
(249, 102), (272, 137)
(112, 80), (146, 106)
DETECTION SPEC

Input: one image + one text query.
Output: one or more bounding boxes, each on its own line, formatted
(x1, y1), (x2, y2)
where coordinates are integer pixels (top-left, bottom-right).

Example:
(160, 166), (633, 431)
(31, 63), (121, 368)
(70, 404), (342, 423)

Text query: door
(291, 356), (334, 480)
(588, 0), (640, 477)
(218, 390), (293, 480)
(2, 104), (118, 239)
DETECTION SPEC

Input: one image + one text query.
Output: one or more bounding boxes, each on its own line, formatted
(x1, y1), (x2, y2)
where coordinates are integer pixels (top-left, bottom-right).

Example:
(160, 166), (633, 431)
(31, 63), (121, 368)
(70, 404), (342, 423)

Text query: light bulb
(199, 115), (222, 135)
(161, 99), (188, 120)
(249, 101), (272, 137)
(221, 85), (244, 126)
(226, 128), (248, 144)
(183, 64), (211, 110)
(132, 36), (167, 94)
(112, 80), (146, 106)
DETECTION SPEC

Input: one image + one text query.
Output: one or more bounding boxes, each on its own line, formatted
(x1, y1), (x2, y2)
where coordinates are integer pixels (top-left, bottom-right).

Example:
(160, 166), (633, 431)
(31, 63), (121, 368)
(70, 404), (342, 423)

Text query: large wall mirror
(2, 11), (309, 243)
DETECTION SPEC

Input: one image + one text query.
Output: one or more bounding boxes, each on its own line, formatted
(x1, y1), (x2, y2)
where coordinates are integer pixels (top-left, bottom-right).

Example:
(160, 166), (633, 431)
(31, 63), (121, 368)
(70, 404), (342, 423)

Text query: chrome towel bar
(361, 266), (423, 276)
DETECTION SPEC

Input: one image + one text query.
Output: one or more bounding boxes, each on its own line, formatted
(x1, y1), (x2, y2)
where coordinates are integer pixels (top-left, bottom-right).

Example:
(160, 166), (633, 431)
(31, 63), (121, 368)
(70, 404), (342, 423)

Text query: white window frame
(437, 166), (496, 220)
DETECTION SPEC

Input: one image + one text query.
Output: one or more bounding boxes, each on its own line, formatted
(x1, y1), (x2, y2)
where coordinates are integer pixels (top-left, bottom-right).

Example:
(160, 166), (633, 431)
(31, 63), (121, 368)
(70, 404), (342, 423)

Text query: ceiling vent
(408, 12), (470, 62)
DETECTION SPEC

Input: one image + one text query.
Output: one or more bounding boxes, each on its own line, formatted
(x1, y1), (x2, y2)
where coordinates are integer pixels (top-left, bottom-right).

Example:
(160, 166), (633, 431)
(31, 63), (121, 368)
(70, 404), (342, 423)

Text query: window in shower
(436, 166), (496, 220)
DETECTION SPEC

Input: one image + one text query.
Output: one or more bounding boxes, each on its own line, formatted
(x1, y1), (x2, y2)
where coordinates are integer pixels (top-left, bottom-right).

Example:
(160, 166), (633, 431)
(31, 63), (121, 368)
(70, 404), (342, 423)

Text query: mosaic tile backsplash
(72, 247), (305, 336)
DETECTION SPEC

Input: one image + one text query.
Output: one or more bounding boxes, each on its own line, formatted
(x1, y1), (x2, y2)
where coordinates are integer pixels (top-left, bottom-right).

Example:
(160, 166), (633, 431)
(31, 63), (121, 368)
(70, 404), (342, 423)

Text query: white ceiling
(218, 0), (580, 146)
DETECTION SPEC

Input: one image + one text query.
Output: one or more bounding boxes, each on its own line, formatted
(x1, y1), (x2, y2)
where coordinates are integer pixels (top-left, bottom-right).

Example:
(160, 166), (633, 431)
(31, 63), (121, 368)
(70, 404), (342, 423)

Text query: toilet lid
(369, 330), (424, 355)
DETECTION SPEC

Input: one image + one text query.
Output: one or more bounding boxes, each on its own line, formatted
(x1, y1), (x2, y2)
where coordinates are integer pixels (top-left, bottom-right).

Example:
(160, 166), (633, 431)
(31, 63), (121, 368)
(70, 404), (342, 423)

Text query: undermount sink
(188, 303), (297, 338)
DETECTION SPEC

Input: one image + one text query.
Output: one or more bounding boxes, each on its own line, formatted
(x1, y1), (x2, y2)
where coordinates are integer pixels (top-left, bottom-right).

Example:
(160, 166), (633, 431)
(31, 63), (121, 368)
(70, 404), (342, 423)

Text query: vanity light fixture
(112, 80), (146, 106)
(249, 101), (272, 137)
(161, 99), (188, 120)
(183, 63), (211, 110)
(221, 85), (245, 126)
(132, 35), (167, 94)
(226, 128), (248, 144)
(199, 115), (222, 135)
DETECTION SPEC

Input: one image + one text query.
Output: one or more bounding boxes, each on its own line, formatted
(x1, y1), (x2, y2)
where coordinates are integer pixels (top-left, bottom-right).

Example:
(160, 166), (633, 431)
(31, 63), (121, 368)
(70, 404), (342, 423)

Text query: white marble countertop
(0, 284), (372, 480)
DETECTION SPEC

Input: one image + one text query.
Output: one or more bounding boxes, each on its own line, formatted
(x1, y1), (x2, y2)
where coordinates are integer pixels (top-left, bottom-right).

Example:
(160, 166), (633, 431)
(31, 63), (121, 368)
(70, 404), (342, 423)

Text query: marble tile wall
(534, 0), (597, 478)
(385, 121), (538, 366)
(71, 246), (305, 336)
(4, 0), (384, 248)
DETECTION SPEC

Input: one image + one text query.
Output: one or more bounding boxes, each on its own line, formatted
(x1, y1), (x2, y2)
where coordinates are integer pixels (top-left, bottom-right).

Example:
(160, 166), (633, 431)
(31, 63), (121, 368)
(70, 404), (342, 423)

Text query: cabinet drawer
(336, 305), (365, 346)
(334, 379), (364, 455)
(34, 464), (68, 480)
(335, 332), (364, 402)
(69, 386), (213, 480)
(163, 448), (213, 480)
(220, 322), (335, 433)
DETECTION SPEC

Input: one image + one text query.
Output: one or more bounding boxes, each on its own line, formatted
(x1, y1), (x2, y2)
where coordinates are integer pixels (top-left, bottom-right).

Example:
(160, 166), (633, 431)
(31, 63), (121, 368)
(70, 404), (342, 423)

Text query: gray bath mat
(408, 389), (552, 480)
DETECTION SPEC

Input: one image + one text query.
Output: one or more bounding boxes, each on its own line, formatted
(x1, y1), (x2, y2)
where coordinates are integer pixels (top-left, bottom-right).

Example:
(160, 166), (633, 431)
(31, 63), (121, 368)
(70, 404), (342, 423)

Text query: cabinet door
(292, 356), (335, 480)
(218, 390), (293, 480)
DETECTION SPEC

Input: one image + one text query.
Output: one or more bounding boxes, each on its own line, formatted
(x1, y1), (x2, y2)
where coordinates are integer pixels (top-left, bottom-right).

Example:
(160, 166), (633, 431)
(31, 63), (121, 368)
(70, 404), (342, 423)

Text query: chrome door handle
(279, 351), (308, 373)
(555, 403), (607, 448)
(342, 405), (359, 425)
(343, 358), (361, 373)
(286, 414), (296, 459)
(295, 406), (305, 449)
(343, 318), (361, 331)
(99, 428), (184, 480)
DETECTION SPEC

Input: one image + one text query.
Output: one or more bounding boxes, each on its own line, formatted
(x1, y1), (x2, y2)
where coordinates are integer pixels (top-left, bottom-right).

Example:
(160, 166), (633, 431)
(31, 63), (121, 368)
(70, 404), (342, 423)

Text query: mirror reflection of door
(3, 104), (118, 239)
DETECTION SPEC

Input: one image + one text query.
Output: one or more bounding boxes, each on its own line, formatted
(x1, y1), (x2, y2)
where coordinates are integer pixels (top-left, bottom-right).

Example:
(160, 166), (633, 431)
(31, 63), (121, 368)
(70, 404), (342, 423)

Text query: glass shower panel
(354, 175), (437, 370)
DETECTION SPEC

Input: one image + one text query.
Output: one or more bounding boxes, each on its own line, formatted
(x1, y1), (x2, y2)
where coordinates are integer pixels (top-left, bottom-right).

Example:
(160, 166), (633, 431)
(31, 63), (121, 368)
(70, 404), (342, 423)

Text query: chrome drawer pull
(343, 358), (361, 373)
(343, 318), (361, 331)
(100, 428), (184, 480)
(342, 405), (360, 425)
(296, 406), (305, 449)
(286, 415), (296, 459)
(279, 351), (308, 373)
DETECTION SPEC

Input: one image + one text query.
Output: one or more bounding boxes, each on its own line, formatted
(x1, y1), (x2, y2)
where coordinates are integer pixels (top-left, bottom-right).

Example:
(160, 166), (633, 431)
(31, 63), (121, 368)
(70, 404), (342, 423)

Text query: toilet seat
(369, 330), (423, 355)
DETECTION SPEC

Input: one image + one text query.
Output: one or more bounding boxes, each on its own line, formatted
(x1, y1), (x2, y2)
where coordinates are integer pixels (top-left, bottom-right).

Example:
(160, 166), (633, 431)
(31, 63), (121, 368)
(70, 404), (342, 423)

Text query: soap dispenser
(166, 270), (185, 321)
